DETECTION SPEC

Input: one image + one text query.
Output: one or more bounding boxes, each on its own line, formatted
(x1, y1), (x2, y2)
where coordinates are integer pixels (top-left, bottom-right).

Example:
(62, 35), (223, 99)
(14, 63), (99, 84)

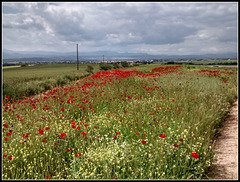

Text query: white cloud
(2, 2), (238, 54)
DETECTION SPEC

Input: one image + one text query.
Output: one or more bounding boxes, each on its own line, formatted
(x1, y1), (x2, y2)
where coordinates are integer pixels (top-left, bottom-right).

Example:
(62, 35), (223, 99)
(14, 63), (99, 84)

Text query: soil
(207, 99), (238, 179)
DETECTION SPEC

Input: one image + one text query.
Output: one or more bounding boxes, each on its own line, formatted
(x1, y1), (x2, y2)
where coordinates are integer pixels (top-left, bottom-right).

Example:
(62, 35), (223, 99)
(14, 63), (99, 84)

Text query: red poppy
(39, 129), (44, 135)
(6, 132), (12, 136)
(46, 175), (50, 179)
(60, 133), (66, 139)
(159, 134), (166, 138)
(9, 156), (12, 160)
(113, 136), (117, 139)
(3, 123), (7, 128)
(77, 126), (81, 130)
(42, 139), (46, 142)
(61, 108), (64, 112)
(192, 152), (199, 159)
(116, 132), (120, 135)
(54, 142), (57, 145)
(3, 154), (7, 158)
(72, 125), (76, 128)
(45, 127), (50, 130)
(124, 111), (127, 113)
(75, 153), (82, 157)
(62, 114), (64, 118)
(94, 126), (98, 129)
(142, 140), (147, 144)
(179, 138), (183, 142)
(81, 132), (86, 135)
(22, 133), (29, 138)
(4, 138), (10, 141)
(173, 144), (179, 147)
(66, 148), (71, 152)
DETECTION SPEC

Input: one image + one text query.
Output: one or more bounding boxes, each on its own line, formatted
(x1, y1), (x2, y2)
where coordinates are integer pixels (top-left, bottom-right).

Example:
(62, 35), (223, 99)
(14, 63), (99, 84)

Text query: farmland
(2, 63), (238, 179)
(2, 64), (101, 100)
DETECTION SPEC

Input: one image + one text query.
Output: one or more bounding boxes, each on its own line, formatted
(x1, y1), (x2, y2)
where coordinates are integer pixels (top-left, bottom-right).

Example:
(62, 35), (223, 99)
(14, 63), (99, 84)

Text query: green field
(2, 63), (238, 179)
(2, 64), (101, 100)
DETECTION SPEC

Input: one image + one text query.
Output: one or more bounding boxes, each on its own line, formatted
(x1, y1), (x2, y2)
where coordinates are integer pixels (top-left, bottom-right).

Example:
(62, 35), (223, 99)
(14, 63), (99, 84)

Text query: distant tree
(86, 65), (94, 74)
(113, 62), (120, 69)
(21, 63), (29, 67)
(121, 61), (129, 67)
(99, 62), (112, 71)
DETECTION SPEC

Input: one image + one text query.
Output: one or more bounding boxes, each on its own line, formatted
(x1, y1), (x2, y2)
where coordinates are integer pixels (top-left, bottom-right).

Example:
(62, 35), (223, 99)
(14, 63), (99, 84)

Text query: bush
(21, 64), (29, 67)
(113, 63), (120, 69)
(121, 61), (129, 68)
(86, 65), (94, 74)
(99, 63), (112, 71)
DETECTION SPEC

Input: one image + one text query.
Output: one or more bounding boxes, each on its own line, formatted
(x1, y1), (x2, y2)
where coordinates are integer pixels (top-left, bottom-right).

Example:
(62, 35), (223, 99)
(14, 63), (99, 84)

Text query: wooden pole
(77, 44), (79, 70)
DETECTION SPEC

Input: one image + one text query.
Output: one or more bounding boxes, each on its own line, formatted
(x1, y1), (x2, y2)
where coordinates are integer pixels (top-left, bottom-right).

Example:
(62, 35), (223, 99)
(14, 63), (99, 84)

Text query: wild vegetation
(2, 64), (238, 179)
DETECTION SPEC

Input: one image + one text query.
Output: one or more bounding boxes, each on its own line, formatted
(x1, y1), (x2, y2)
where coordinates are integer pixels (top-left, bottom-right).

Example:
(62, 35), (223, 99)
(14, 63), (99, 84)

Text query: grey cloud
(2, 2), (238, 54)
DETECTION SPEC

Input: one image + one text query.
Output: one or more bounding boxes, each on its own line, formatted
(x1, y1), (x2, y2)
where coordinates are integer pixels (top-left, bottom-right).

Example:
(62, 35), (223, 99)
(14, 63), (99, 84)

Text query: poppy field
(2, 64), (238, 179)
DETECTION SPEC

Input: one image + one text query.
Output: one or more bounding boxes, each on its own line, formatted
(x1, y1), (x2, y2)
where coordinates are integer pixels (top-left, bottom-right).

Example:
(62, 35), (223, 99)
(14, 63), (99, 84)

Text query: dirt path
(208, 99), (238, 179)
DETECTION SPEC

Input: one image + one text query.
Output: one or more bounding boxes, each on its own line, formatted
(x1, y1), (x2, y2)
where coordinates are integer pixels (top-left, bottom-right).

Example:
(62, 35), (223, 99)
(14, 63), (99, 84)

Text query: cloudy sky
(2, 2), (238, 55)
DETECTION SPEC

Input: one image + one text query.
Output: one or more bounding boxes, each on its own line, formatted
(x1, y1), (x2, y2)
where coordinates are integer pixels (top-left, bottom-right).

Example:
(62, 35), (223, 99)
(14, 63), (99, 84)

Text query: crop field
(2, 63), (101, 100)
(2, 64), (238, 179)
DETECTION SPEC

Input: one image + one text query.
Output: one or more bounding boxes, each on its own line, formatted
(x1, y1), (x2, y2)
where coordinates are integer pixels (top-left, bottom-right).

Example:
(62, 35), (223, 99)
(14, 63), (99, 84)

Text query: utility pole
(76, 44), (79, 70)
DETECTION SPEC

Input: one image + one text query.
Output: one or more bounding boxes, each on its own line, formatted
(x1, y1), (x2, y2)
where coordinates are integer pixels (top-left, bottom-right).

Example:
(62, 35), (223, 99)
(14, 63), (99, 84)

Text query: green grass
(2, 63), (101, 100)
(2, 64), (238, 179)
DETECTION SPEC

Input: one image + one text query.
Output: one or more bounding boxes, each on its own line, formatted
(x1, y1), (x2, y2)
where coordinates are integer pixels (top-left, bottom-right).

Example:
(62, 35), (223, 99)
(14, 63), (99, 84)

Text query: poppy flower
(45, 127), (50, 130)
(173, 144), (179, 147)
(159, 134), (166, 138)
(46, 175), (50, 179)
(113, 136), (117, 139)
(72, 125), (76, 128)
(22, 133), (29, 138)
(179, 138), (183, 142)
(66, 148), (71, 152)
(42, 139), (46, 142)
(4, 138), (10, 141)
(124, 111), (127, 113)
(77, 126), (81, 130)
(60, 133), (66, 139)
(142, 140), (147, 144)
(39, 129), (44, 135)
(6, 132), (12, 136)
(81, 132), (86, 135)
(116, 132), (120, 135)
(61, 108), (64, 112)
(54, 142), (57, 145)
(75, 153), (82, 157)
(94, 126), (98, 129)
(3, 154), (7, 158)
(3, 123), (7, 128)
(192, 152), (199, 159)
(9, 156), (12, 160)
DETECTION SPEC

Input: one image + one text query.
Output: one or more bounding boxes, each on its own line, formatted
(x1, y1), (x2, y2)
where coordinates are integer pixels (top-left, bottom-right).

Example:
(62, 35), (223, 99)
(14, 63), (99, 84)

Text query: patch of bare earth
(207, 99), (238, 179)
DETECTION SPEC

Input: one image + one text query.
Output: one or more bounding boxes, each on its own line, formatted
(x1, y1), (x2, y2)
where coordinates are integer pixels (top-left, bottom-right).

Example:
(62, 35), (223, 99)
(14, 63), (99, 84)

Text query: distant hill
(2, 49), (237, 62)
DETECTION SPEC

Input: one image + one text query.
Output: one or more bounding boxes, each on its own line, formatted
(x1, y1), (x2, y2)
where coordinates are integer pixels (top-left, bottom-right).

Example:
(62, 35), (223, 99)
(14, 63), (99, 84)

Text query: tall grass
(2, 65), (237, 179)
(2, 64), (100, 100)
